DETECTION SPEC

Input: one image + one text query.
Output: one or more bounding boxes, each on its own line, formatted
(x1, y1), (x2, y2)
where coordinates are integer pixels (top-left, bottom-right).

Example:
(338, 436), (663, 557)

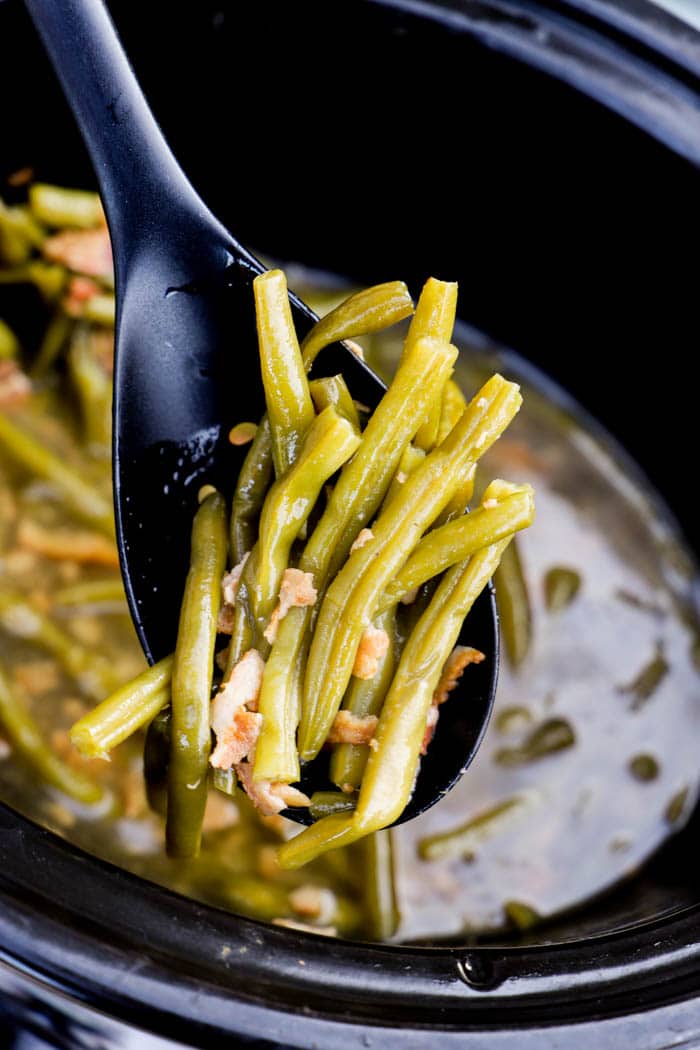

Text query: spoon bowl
(25, 0), (499, 824)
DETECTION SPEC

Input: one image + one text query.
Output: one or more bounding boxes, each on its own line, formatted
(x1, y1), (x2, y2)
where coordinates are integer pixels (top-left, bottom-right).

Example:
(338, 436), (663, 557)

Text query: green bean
(252, 611), (307, 783)
(493, 718), (575, 767)
(230, 416), (273, 564)
(377, 483), (535, 613)
(278, 811), (363, 870)
(54, 578), (126, 606)
(0, 200), (45, 264)
(252, 405), (361, 632)
(31, 310), (74, 377)
(0, 589), (123, 700)
(309, 791), (357, 821)
(352, 537), (515, 837)
(0, 661), (104, 805)
(166, 491), (227, 859)
(299, 335), (459, 597)
(144, 706), (170, 817)
(0, 317), (20, 359)
(70, 654), (173, 759)
(435, 463), (477, 527)
(437, 378), (468, 444)
(29, 183), (104, 229)
(543, 566), (581, 612)
(0, 412), (114, 536)
(68, 326), (112, 457)
(407, 279), (458, 450)
(254, 269), (315, 478)
(381, 444), (425, 509)
(212, 765), (238, 797)
(0, 260), (67, 301)
(82, 293), (115, 326)
(309, 375), (361, 431)
(504, 900), (541, 931)
(494, 536), (532, 668)
(357, 830), (399, 940)
(417, 793), (536, 861)
(299, 374), (522, 761)
(300, 280), (414, 369)
(329, 606), (398, 790)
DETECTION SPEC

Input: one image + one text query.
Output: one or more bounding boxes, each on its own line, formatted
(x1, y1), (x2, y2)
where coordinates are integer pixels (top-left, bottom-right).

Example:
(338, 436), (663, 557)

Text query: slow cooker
(2, 1), (700, 1046)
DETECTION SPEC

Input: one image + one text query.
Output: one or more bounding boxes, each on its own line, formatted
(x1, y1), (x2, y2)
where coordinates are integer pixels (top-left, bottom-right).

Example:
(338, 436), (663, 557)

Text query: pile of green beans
(71, 267), (533, 873)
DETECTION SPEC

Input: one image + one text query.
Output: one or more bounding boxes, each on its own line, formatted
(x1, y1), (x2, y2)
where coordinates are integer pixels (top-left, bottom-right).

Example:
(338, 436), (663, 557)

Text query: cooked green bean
(0, 260), (66, 300)
(252, 405), (361, 632)
(0, 200), (45, 264)
(54, 578), (126, 606)
(494, 536), (532, 668)
(309, 375), (361, 431)
(309, 791), (357, 821)
(357, 830), (399, 940)
(493, 718), (575, 767)
(407, 279), (458, 450)
(68, 326), (112, 457)
(166, 490), (227, 859)
(0, 661), (104, 805)
(0, 317), (20, 359)
(29, 183), (104, 229)
(351, 537), (515, 837)
(230, 416), (273, 564)
(0, 589), (123, 700)
(418, 792), (536, 861)
(544, 566), (581, 612)
(70, 654), (173, 759)
(252, 611), (307, 783)
(299, 375), (522, 761)
(437, 378), (468, 444)
(377, 483), (534, 613)
(212, 765), (238, 797)
(278, 811), (363, 870)
(435, 463), (477, 527)
(300, 280), (414, 369)
(504, 900), (541, 931)
(31, 310), (74, 377)
(0, 412), (114, 536)
(299, 335), (458, 597)
(329, 606), (398, 790)
(254, 269), (315, 478)
(82, 292), (115, 326)
(144, 706), (170, 817)
(381, 444), (425, 509)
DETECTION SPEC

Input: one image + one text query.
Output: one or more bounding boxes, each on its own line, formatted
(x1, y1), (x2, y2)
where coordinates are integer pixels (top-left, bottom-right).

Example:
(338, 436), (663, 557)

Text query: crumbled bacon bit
(17, 519), (119, 567)
(368, 738), (380, 752)
(350, 528), (374, 553)
(7, 166), (33, 187)
(222, 553), (249, 605)
(396, 471), (408, 484)
(400, 587), (419, 606)
(216, 603), (236, 635)
(340, 783), (356, 795)
(264, 568), (317, 644)
(215, 644), (230, 672)
(235, 759), (310, 817)
(209, 649), (265, 769)
(43, 227), (113, 278)
(0, 360), (31, 409)
(421, 645), (486, 754)
(482, 498), (498, 510)
(345, 339), (365, 360)
(327, 710), (378, 745)
(352, 624), (390, 679)
(289, 885), (337, 923)
(433, 645), (485, 707)
(228, 422), (257, 446)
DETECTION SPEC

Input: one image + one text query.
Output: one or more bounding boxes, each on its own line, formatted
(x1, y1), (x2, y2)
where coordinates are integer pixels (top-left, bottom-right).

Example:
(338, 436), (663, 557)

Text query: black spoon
(25, 0), (498, 825)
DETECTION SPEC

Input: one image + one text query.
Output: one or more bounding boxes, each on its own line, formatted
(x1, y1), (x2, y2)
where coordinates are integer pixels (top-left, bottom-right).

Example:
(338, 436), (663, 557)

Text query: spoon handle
(24, 0), (227, 257)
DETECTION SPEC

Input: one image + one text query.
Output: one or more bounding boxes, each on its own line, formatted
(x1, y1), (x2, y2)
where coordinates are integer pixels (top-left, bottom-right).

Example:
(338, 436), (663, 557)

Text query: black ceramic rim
(3, 0), (700, 1046)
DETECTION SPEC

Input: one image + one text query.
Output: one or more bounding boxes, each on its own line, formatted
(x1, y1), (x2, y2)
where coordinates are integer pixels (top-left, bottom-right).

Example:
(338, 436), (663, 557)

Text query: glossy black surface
(2, 0), (700, 1046)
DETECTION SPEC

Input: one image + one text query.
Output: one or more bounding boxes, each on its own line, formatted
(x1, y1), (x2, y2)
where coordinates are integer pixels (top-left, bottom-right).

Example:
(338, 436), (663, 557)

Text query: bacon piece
(264, 568), (317, 644)
(352, 624), (390, 680)
(17, 519), (119, 567)
(235, 758), (310, 817)
(0, 360), (31, 409)
(327, 709), (378, 745)
(421, 645), (486, 754)
(216, 604), (236, 635)
(222, 553), (249, 605)
(209, 649), (264, 768)
(350, 528), (374, 553)
(43, 227), (112, 278)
